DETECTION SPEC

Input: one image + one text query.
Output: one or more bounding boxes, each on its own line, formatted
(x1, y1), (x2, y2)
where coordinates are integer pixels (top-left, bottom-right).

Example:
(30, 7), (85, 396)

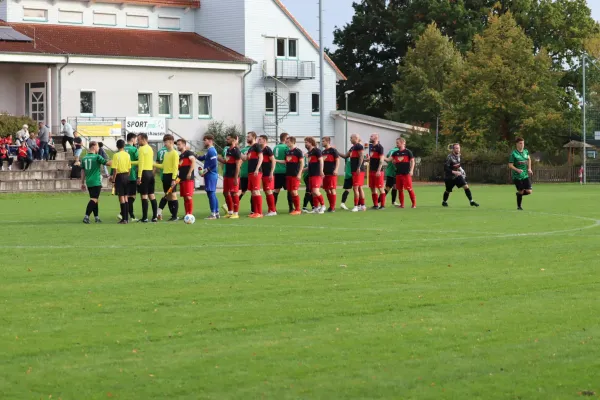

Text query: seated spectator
(98, 142), (110, 177)
(17, 142), (32, 170)
(73, 131), (84, 164)
(26, 133), (39, 160)
(48, 138), (58, 161)
(0, 142), (13, 171)
(16, 124), (29, 145)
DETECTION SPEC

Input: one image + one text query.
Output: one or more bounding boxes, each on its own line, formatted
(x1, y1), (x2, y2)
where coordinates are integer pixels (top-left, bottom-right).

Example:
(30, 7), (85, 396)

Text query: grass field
(1, 184), (600, 400)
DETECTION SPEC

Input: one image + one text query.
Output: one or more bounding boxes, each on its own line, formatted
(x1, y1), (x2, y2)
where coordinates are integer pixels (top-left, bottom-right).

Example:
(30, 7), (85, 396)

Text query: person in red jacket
(0, 143), (13, 171)
(17, 142), (32, 170)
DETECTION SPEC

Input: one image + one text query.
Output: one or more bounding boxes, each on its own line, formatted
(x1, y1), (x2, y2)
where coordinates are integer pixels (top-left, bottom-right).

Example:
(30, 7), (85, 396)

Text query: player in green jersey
(80, 141), (111, 224)
(123, 133), (139, 221)
(339, 158), (353, 210)
(509, 137), (533, 210)
(238, 133), (253, 213)
(272, 132), (293, 212)
(384, 146), (399, 206)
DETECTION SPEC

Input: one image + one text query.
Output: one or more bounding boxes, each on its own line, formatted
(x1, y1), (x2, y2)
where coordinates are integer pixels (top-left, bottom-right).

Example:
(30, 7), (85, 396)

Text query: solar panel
(0, 27), (33, 42)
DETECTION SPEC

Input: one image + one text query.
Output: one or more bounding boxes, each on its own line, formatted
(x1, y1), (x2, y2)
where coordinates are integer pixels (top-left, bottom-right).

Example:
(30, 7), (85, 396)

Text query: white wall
(60, 64), (243, 141)
(0, 64), (19, 115)
(0, 0), (7, 21)
(194, 0), (245, 54)
(333, 116), (407, 155)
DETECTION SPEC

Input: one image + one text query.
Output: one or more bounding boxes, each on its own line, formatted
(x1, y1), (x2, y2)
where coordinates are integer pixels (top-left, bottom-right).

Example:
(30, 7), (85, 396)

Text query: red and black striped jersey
(224, 146), (242, 178)
(323, 147), (339, 176)
(178, 150), (195, 181)
(261, 146), (274, 175)
(285, 147), (303, 177)
(391, 148), (414, 175)
(350, 143), (365, 172)
(307, 147), (323, 177)
(369, 143), (384, 171)
(247, 143), (263, 173)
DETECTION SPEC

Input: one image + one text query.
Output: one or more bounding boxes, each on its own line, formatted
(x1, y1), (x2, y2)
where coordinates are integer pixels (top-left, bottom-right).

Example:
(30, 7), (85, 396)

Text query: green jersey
(156, 146), (168, 179)
(81, 153), (107, 187)
(385, 147), (399, 177)
(509, 149), (530, 180)
(125, 144), (138, 181)
(273, 143), (288, 174)
(240, 145), (251, 178)
(344, 159), (352, 179)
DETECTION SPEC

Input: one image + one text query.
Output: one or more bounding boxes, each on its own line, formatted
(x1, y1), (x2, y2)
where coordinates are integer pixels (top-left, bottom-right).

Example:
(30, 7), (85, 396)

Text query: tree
(442, 12), (566, 151)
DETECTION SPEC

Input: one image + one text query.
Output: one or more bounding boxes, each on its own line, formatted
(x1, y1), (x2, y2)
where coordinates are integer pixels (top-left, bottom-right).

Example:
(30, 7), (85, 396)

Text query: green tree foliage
(0, 113), (37, 138)
(204, 121), (243, 153)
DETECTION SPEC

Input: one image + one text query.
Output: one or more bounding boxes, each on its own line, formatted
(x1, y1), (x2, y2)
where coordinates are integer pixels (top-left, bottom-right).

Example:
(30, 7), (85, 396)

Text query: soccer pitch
(1, 184), (599, 399)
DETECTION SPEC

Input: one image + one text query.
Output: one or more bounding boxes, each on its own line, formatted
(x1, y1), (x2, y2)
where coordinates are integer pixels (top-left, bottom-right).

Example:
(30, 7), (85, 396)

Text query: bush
(0, 113), (37, 138)
(204, 121), (244, 153)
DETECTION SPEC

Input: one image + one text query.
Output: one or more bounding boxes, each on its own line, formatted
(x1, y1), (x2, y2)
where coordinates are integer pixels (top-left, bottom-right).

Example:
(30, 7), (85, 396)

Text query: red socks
(232, 194), (240, 212)
(293, 195), (300, 211)
(252, 195), (263, 215)
(329, 193), (336, 210)
(354, 196), (359, 206)
(266, 194), (276, 213)
(184, 198), (193, 214)
(380, 193), (386, 207)
(399, 191), (405, 207)
(408, 189), (416, 206)
(372, 193), (379, 207)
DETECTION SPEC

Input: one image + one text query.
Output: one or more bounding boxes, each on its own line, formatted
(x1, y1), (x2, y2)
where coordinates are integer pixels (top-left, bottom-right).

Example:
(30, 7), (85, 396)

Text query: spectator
(73, 131), (84, 164)
(98, 142), (110, 177)
(61, 119), (74, 154)
(26, 133), (39, 160)
(16, 124), (29, 145)
(0, 142), (13, 171)
(48, 137), (58, 161)
(37, 122), (50, 161)
(17, 141), (32, 170)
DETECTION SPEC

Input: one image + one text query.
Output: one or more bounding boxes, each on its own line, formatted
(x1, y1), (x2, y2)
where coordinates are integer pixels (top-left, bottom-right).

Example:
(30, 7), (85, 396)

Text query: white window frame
(289, 92), (299, 115)
(138, 92), (153, 117)
(178, 93), (193, 119)
(158, 15), (181, 30)
(288, 39), (299, 59)
(198, 94), (212, 119)
(265, 92), (275, 114)
(80, 90), (96, 117)
(276, 38), (286, 59)
(126, 13), (149, 28)
(311, 93), (320, 115)
(158, 92), (173, 118)
(93, 12), (117, 27)
(58, 9), (83, 24)
(23, 8), (48, 22)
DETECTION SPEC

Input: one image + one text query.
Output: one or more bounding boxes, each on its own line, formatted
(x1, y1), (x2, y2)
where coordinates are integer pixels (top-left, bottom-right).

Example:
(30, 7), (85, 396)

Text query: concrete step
(0, 169), (71, 181)
(0, 177), (110, 192)
(10, 160), (72, 171)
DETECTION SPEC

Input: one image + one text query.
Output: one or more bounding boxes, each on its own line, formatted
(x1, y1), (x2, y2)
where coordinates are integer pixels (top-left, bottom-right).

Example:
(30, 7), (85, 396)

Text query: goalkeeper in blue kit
(197, 134), (220, 219)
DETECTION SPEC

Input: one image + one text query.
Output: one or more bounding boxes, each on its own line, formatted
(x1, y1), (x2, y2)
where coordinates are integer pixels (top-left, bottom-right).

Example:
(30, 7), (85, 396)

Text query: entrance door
(28, 82), (46, 124)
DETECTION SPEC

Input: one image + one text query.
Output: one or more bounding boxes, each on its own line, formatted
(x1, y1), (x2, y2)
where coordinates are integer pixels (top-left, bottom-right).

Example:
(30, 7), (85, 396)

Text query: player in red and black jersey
(275, 136), (304, 215)
(368, 133), (386, 209)
(340, 134), (366, 212)
(242, 134), (264, 218)
(304, 137), (325, 214)
(322, 137), (340, 212)
(385, 137), (416, 208)
(259, 135), (277, 216)
(218, 133), (243, 219)
(176, 139), (196, 216)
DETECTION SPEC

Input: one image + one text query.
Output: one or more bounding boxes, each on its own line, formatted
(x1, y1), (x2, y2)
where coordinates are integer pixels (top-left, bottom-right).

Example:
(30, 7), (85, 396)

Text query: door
(264, 37), (275, 76)
(28, 82), (46, 125)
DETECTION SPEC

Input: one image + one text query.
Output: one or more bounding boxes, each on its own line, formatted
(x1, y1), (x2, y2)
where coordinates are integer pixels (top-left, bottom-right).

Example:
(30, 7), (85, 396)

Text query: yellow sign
(77, 121), (122, 137)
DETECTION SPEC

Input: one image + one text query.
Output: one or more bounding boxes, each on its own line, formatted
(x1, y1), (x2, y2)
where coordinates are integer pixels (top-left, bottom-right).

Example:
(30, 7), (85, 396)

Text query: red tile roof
(0, 21), (252, 64)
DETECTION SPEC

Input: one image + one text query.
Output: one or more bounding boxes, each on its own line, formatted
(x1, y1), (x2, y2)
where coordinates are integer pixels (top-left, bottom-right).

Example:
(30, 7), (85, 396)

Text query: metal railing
(261, 60), (316, 80)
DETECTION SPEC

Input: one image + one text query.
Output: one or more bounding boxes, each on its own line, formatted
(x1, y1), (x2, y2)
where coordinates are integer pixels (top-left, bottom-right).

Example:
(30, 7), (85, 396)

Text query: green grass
(1, 184), (600, 400)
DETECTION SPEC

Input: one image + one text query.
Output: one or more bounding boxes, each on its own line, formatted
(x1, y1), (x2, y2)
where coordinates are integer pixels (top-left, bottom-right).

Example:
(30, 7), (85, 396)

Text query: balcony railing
(262, 60), (316, 80)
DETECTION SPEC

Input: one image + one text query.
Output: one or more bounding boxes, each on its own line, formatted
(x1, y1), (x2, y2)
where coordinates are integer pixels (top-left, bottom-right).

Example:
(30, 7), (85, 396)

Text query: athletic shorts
(445, 176), (467, 192)
(223, 177), (239, 193)
(180, 180), (194, 197)
(274, 173), (287, 190)
(343, 178), (353, 190)
(240, 177), (249, 193)
(88, 185), (102, 199)
(369, 171), (385, 189)
(352, 171), (365, 187)
(396, 174), (413, 191)
(323, 175), (337, 190)
(262, 175), (275, 191)
(385, 176), (396, 188)
(115, 173), (129, 197)
(248, 172), (263, 191)
(204, 172), (218, 192)
(162, 174), (177, 194)
(309, 176), (323, 190)
(286, 176), (301, 191)
(513, 178), (532, 191)
(138, 171), (155, 195)
(127, 181), (137, 197)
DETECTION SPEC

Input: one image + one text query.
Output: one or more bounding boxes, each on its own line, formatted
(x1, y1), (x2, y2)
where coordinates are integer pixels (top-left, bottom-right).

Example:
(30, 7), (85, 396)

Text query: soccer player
(124, 133), (139, 221)
(196, 134), (220, 219)
(136, 133), (158, 222)
(259, 134), (277, 216)
(276, 136), (304, 215)
(304, 137), (326, 214)
(273, 132), (293, 212)
(368, 133), (385, 209)
(175, 139), (196, 216)
(218, 133), (242, 219)
(339, 158), (353, 210)
(384, 144), (400, 207)
(322, 137), (340, 212)
(301, 153), (314, 212)
(341, 134), (366, 212)
(238, 133), (253, 213)
(509, 137), (533, 210)
(442, 143), (480, 208)
(80, 141), (110, 224)
(386, 137), (417, 209)
(242, 133), (264, 218)
(154, 134), (180, 221)
(111, 139), (132, 224)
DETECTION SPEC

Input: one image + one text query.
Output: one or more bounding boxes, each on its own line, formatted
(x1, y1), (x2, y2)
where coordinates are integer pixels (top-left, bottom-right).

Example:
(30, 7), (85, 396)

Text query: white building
(0, 0), (346, 142)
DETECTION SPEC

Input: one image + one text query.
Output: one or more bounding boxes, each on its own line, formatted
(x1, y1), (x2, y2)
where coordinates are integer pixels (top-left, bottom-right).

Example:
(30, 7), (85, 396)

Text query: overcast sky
(280, 0), (600, 49)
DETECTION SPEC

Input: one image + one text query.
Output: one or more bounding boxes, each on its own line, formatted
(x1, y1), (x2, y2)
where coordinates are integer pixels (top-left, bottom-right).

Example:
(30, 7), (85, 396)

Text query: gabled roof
(331, 111), (430, 134)
(73, 0), (200, 8)
(272, 0), (346, 80)
(0, 21), (252, 64)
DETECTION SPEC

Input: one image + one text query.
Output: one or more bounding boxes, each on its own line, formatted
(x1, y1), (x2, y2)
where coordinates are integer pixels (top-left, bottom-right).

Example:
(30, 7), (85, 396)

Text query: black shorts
(139, 170), (155, 195)
(514, 177), (532, 191)
(274, 173), (287, 190)
(385, 176), (396, 188)
(115, 173), (129, 197)
(127, 180), (137, 197)
(88, 185), (102, 199)
(240, 177), (249, 192)
(343, 178), (353, 190)
(445, 176), (467, 192)
(162, 174), (177, 193)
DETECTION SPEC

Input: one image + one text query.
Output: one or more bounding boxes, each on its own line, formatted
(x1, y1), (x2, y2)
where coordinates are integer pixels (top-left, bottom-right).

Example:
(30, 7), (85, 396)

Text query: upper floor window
(288, 39), (298, 58)
(59, 10), (83, 24)
(138, 93), (152, 116)
(23, 8), (48, 22)
(276, 38), (299, 58)
(158, 16), (181, 30)
(94, 12), (117, 26)
(80, 91), (95, 116)
(312, 93), (320, 114)
(127, 14), (149, 28)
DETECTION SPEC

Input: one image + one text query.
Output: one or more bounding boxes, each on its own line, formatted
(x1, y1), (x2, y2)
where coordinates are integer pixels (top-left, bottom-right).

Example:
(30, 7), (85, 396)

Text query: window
(277, 38), (286, 57)
(198, 95), (212, 118)
(265, 92), (274, 113)
(179, 94), (192, 117)
(289, 92), (298, 114)
(59, 10), (83, 24)
(288, 39), (298, 58)
(138, 93), (152, 116)
(127, 14), (149, 28)
(80, 91), (95, 116)
(94, 12), (117, 26)
(312, 93), (320, 114)
(158, 94), (172, 117)
(23, 8), (48, 21)
(158, 16), (180, 30)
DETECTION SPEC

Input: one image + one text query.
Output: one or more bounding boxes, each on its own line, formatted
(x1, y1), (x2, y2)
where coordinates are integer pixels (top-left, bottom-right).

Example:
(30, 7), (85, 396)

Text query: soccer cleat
(118, 220), (128, 225)
(340, 203), (349, 210)
(290, 210), (302, 215)
(360, 206), (367, 211)
(131, 218), (139, 222)
(266, 211), (278, 217)
(302, 207), (309, 213)
(151, 218), (158, 223)
(95, 217), (102, 223)
(224, 213), (232, 219)
(8, 165), (11, 171)
(249, 213), (263, 219)
(442, 202), (449, 207)
(230, 214), (240, 219)
(168, 217), (179, 222)
(517, 207), (524, 211)
(139, 219), (149, 223)
(83, 216), (90, 224)
(470, 201), (480, 207)
(371, 206), (379, 210)
(117, 214), (123, 221)
(411, 205), (417, 209)
(396, 205), (405, 209)
(326, 208), (335, 213)
(378, 206), (385, 210)
(221, 204), (229, 213)
(393, 202), (401, 206)
(351, 206), (359, 212)
(205, 215), (218, 220)
(303, 208), (314, 214)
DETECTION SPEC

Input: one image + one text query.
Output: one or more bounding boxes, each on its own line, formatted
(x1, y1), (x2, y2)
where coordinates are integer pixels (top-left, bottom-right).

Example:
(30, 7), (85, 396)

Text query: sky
(281, 0), (600, 49)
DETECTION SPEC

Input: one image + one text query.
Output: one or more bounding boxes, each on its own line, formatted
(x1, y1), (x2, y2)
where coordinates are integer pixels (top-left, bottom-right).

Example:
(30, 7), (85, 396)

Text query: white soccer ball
(184, 214), (196, 224)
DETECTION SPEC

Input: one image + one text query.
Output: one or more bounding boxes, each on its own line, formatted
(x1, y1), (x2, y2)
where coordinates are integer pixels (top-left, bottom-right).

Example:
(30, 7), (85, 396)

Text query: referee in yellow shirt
(154, 134), (180, 221)
(136, 133), (158, 222)
(112, 139), (132, 224)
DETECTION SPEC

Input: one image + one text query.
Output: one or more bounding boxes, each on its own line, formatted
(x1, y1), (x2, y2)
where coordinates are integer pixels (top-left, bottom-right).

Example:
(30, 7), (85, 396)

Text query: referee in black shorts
(111, 139), (132, 224)
(136, 133), (158, 222)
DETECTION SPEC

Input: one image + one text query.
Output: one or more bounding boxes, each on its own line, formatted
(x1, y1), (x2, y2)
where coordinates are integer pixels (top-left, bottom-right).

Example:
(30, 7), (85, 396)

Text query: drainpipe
(58, 55), (70, 129)
(241, 63), (253, 134)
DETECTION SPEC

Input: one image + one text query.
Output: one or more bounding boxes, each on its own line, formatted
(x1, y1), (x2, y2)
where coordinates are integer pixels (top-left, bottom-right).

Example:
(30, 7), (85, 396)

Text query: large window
(80, 91), (95, 116)
(138, 93), (152, 116)
(158, 94), (172, 117)
(276, 38), (286, 58)
(289, 92), (298, 114)
(179, 94), (192, 118)
(288, 39), (298, 58)
(265, 92), (274, 113)
(198, 94), (212, 118)
(276, 38), (299, 58)
(23, 8), (48, 21)
(312, 93), (320, 114)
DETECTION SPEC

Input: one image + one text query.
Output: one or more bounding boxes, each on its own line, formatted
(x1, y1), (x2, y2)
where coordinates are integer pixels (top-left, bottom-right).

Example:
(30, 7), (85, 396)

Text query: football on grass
(184, 214), (195, 224)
